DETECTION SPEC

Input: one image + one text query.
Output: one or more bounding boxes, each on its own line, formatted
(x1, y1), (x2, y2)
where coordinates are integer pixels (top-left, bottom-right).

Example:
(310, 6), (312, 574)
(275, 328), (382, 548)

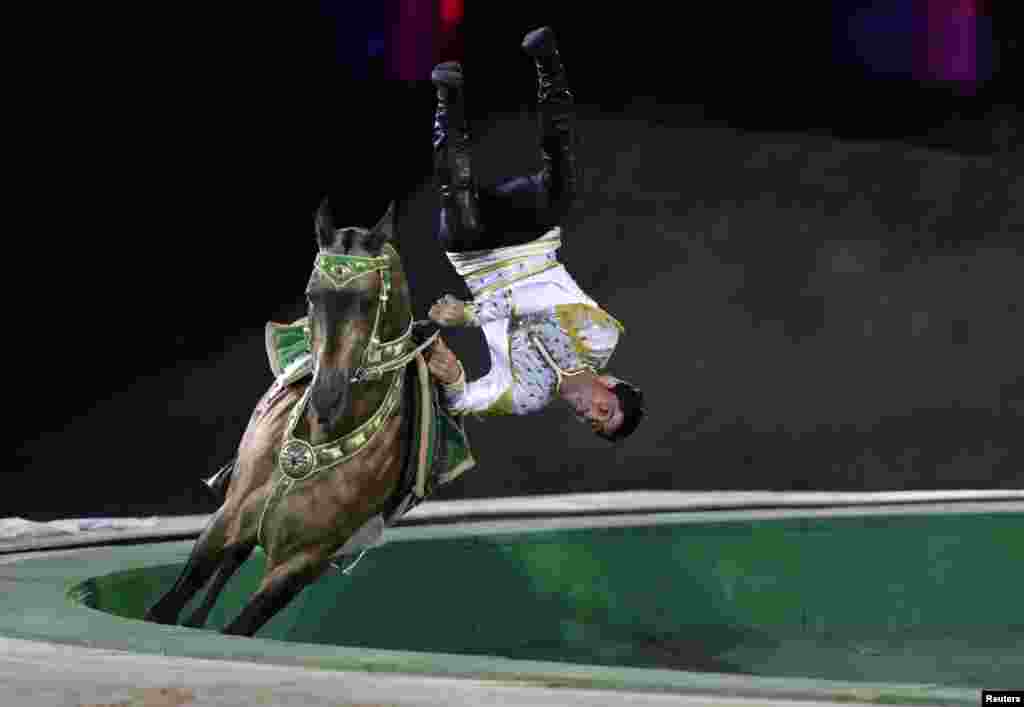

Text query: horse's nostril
(310, 367), (351, 428)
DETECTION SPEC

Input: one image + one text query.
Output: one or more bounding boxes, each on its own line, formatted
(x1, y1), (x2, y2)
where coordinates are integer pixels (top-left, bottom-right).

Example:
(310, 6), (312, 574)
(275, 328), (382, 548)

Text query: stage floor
(2, 491), (1021, 706)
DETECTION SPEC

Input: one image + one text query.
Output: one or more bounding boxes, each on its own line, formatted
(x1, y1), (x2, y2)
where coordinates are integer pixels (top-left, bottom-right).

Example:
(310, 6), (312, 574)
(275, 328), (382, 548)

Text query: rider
(425, 27), (645, 442)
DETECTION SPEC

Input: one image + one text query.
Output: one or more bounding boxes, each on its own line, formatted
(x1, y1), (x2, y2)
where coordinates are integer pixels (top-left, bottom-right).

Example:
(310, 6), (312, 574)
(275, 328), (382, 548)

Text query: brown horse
(144, 200), (422, 636)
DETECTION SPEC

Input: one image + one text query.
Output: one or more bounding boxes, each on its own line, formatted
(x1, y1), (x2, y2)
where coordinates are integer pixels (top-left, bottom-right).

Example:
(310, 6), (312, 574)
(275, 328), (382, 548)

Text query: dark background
(10, 1), (1021, 519)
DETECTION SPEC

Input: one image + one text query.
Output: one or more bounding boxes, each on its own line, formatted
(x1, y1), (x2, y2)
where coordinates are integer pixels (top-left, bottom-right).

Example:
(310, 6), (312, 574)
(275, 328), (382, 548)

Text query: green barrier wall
(79, 511), (1022, 689)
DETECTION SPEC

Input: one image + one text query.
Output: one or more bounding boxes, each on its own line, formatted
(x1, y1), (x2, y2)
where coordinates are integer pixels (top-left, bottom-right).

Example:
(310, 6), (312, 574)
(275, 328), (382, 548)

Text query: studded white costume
(441, 227), (624, 416)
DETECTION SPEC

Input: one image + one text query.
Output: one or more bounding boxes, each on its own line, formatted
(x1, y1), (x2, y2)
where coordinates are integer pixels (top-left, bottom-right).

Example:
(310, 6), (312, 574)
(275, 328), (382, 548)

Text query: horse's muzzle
(310, 366), (351, 427)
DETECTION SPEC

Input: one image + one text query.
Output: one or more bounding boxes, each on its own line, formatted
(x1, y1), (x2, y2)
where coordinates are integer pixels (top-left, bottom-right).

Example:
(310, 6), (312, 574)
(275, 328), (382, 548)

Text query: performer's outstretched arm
(426, 332), (522, 417)
(446, 368), (516, 416)
(429, 291), (512, 328)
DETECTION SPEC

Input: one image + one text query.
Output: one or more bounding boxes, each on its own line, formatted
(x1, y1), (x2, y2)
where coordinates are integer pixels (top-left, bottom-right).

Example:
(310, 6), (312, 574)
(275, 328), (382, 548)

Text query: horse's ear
(314, 198), (335, 249)
(372, 201), (396, 242)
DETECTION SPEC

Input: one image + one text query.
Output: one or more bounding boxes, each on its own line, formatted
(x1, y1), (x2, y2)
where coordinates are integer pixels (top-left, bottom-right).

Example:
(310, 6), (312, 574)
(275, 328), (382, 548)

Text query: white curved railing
(402, 489), (1024, 519)
(3, 489), (1021, 554)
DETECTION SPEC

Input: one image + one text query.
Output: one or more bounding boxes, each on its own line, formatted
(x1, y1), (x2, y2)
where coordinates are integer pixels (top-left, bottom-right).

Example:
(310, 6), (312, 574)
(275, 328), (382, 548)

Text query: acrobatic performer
(425, 26), (645, 442)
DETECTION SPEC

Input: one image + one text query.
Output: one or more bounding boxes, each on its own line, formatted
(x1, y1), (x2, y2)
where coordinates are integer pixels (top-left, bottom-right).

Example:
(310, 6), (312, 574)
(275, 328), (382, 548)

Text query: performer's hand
(429, 294), (476, 327)
(426, 336), (464, 386)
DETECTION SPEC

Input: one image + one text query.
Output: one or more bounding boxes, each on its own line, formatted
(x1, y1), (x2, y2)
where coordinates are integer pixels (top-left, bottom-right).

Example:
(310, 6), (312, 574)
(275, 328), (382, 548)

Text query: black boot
(521, 28), (577, 208)
(432, 61), (480, 244)
(522, 27), (572, 104)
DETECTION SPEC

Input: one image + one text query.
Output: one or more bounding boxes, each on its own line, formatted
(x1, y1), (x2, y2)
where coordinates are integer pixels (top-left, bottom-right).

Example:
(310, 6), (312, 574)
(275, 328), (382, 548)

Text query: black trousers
(434, 82), (577, 253)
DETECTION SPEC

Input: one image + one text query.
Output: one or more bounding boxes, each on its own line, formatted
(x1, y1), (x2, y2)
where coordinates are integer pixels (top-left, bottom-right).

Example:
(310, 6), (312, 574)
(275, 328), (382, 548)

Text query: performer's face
(568, 376), (624, 438)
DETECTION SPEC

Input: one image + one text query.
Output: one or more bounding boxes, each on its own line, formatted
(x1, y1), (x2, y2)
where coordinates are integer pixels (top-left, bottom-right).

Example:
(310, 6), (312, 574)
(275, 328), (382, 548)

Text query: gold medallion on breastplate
(279, 439), (317, 479)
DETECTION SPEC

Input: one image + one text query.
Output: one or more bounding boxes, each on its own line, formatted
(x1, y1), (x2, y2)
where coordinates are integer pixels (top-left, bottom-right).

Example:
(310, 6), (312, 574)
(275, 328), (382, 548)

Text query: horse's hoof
(181, 614), (206, 630)
(143, 611), (174, 625)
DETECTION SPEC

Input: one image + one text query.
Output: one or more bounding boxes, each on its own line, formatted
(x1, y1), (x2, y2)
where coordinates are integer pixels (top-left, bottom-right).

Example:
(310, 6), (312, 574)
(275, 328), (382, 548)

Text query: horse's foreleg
(181, 541), (255, 629)
(144, 510), (229, 625)
(221, 548), (329, 637)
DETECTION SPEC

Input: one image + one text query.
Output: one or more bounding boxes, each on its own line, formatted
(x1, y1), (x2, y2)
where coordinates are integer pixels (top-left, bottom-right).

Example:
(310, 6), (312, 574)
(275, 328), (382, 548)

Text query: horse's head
(305, 198), (397, 432)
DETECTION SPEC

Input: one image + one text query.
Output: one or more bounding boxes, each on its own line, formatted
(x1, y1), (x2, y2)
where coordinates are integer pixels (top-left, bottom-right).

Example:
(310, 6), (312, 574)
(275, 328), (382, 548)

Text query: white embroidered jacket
(442, 227), (624, 417)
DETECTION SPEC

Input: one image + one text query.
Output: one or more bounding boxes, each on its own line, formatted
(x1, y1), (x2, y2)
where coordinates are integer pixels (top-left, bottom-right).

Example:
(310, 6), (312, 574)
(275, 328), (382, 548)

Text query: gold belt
(469, 261), (561, 299)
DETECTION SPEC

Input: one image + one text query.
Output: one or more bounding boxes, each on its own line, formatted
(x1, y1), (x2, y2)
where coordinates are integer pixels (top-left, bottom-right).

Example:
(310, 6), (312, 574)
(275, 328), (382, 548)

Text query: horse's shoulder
(243, 378), (307, 446)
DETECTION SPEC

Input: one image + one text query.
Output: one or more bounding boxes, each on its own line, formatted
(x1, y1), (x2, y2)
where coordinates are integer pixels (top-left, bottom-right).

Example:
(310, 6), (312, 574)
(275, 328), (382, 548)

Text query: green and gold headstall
(305, 246), (405, 382)
(314, 250), (393, 291)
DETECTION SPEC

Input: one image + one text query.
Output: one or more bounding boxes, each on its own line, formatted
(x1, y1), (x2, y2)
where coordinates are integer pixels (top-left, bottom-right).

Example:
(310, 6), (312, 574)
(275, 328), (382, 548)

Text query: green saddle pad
(265, 317), (310, 379)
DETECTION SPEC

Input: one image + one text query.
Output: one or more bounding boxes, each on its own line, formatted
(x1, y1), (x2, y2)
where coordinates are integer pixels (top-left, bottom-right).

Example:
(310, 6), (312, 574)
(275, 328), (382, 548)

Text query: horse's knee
(262, 551), (328, 591)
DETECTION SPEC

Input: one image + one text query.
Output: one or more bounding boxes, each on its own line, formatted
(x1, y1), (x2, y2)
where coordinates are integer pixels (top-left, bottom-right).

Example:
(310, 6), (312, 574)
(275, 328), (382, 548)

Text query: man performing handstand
(425, 26), (645, 442)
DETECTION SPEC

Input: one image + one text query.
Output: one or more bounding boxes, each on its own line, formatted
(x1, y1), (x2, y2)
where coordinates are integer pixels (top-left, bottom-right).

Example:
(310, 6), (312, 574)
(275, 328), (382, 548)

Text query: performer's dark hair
(598, 380), (645, 443)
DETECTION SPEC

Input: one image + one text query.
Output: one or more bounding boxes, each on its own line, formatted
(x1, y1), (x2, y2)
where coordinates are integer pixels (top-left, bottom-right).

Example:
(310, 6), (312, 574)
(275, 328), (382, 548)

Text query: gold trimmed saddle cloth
(265, 316), (313, 383)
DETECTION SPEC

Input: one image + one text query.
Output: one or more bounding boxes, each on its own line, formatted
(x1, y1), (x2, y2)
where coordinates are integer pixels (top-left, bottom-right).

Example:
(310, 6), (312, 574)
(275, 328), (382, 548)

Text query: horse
(144, 199), (432, 636)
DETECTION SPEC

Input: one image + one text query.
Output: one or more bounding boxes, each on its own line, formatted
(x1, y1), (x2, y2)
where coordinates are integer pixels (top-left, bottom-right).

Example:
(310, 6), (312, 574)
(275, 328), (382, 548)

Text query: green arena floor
(3, 504), (1021, 705)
